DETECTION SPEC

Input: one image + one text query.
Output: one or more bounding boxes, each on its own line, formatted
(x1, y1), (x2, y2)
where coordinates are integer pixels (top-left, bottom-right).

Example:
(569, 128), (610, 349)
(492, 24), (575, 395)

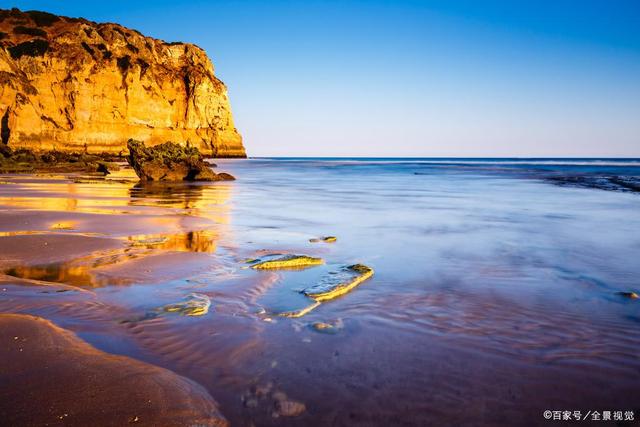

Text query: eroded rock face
(127, 139), (235, 181)
(0, 8), (245, 157)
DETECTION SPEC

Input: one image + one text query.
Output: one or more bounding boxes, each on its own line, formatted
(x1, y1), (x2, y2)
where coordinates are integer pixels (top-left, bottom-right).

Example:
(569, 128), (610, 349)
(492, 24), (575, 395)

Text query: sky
(6, 0), (640, 157)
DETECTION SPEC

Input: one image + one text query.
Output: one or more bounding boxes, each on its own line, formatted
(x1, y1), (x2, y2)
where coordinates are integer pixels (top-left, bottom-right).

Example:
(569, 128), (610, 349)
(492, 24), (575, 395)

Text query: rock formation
(126, 139), (235, 181)
(0, 8), (245, 157)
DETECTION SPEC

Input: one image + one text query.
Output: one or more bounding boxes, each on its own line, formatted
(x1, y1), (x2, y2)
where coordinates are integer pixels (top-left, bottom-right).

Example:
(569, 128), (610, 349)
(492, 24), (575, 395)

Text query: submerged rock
(312, 321), (333, 331)
(130, 236), (168, 246)
(309, 318), (345, 334)
(310, 319), (345, 333)
(278, 264), (374, 318)
(309, 236), (337, 243)
(241, 384), (305, 418)
(274, 399), (306, 417)
(303, 264), (374, 302)
(617, 291), (639, 299)
(547, 174), (640, 193)
(278, 301), (322, 319)
(249, 254), (324, 270)
(161, 293), (211, 316)
(49, 221), (75, 230)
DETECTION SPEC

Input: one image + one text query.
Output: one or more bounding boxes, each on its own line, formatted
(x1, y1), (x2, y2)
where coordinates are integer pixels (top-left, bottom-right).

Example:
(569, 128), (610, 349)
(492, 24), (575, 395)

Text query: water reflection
(129, 182), (205, 208)
(0, 172), (233, 287)
(0, 173), (232, 223)
(4, 247), (144, 287)
(3, 229), (221, 287)
(127, 231), (218, 253)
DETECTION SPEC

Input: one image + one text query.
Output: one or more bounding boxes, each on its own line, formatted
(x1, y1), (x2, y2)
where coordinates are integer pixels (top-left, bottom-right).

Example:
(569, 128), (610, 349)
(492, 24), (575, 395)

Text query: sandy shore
(0, 313), (227, 426)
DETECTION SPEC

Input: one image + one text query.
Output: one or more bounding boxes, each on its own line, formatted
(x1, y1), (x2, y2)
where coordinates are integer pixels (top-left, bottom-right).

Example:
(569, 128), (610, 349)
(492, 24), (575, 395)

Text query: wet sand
(0, 313), (227, 427)
(1, 161), (640, 426)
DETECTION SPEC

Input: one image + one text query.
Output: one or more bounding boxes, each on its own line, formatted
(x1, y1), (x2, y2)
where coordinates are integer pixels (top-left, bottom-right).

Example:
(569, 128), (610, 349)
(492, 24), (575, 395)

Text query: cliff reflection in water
(129, 181), (232, 225)
(0, 174), (232, 287)
(127, 230), (218, 253)
(0, 173), (232, 222)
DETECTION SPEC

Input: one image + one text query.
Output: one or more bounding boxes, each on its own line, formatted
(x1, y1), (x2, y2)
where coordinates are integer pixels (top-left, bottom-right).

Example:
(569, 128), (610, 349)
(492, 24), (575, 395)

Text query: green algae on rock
(312, 321), (333, 331)
(309, 236), (337, 243)
(303, 264), (374, 302)
(126, 139), (235, 182)
(162, 293), (211, 316)
(0, 148), (122, 174)
(249, 254), (324, 270)
(310, 321), (339, 334)
(278, 301), (322, 318)
(130, 236), (169, 247)
(276, 264), (374, 318)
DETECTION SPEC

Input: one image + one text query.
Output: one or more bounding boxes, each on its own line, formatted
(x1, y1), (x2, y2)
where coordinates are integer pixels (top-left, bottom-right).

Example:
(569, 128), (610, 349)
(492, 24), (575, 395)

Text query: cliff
(0, 8), (245, 157)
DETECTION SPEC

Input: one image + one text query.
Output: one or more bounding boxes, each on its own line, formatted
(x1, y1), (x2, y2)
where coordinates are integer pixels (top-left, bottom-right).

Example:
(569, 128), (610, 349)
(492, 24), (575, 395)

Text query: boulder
(126, 139), (235, 182)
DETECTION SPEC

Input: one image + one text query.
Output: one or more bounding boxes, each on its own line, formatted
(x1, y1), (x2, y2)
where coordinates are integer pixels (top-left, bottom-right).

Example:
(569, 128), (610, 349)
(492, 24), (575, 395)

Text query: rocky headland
(0, 8), (245, 162)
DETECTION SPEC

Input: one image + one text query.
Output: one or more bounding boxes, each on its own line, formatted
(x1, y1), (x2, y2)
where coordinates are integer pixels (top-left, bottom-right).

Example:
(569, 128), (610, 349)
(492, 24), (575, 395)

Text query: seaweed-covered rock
(278, 264), (374, 318)
(310, 318), (344, 334)
(126, 139), (235, 182)
(277, 264), (373, 318)
(309, 236), (337, 243)
(0, 147), (124, 173)
(303, 264), (373, 301)
(248, 254), (324, 270)
(162, 293), (211, 316)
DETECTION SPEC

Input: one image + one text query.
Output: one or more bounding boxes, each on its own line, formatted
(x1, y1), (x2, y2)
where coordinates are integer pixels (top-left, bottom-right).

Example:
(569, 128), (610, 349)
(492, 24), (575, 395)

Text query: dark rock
(547, 174), (640, 194)
(0, 142), (10, 158)
(617, 291), (639, 299)
(10, 148), (37, 163)
(96, 161), (119, 175)
(215, 172), (235, 181)
(126, 139), (235, 182)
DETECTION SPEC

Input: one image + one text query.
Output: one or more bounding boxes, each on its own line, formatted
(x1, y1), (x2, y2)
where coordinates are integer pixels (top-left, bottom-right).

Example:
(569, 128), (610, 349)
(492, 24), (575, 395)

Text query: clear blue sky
(7, 0), (640, 157)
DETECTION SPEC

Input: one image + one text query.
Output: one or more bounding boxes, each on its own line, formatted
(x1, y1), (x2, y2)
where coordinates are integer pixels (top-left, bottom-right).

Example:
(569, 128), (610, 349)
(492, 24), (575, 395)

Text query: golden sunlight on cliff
(0, 9), (245, 157)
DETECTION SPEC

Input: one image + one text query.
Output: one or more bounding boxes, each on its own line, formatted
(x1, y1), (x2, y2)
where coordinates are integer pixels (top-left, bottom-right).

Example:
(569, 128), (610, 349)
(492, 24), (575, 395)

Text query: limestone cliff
(0, 8), (245, 157)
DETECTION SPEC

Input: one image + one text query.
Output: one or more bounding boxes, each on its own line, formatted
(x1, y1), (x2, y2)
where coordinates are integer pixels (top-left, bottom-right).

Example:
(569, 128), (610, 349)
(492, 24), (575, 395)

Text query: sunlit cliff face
(0, 8), (245, 157)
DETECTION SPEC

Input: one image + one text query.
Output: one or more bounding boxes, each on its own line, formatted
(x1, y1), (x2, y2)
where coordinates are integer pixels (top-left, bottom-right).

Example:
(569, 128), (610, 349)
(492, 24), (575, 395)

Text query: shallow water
(1, 159), (640, 426)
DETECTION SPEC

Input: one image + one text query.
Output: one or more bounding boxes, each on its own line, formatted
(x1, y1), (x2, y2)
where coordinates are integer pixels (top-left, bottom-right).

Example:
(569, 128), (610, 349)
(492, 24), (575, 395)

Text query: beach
(1, 158), (639, 425)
